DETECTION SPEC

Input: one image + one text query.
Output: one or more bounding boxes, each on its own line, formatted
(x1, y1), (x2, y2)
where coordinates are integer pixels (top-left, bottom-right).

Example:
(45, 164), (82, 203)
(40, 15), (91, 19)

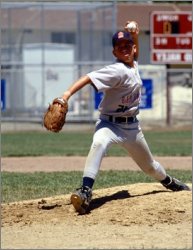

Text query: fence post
(166, 64), (171, 126)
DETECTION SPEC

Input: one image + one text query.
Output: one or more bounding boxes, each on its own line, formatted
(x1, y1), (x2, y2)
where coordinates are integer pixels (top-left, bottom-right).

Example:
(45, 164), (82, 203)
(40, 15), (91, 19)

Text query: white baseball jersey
(83, 60), (167, 184)
(87, 60), (142, 117)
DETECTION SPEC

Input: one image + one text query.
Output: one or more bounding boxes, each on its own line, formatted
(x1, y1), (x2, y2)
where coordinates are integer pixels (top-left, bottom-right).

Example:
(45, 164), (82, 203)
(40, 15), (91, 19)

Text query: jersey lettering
(116, 105), (130, 113)
(121, 92), (140, 104)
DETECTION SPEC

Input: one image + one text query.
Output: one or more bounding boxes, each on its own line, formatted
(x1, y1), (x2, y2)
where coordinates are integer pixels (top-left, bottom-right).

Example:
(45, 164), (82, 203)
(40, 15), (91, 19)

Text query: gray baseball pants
(83, 117), (166, 181)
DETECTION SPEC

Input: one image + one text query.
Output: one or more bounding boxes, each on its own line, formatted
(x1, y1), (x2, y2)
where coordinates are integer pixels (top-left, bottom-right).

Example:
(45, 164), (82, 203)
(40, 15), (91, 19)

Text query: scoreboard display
(151, 11), (192, 64)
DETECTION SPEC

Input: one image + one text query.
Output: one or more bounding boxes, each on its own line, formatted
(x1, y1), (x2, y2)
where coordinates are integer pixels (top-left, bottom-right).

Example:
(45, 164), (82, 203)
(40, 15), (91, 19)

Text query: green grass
(143, 130), (192, 156)
(1, 131), (92, 157)
(1, 130), (191, 203)
(1, 129), (192, 157)
(2, 170), (192, 203)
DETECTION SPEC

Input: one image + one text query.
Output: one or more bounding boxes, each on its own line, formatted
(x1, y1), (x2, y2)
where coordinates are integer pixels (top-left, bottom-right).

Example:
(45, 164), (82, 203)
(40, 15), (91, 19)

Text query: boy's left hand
(43, 97), (68, 133)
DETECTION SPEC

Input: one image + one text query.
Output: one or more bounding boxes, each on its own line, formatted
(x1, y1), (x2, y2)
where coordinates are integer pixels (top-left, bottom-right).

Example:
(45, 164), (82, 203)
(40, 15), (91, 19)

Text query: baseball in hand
(127, 22), (137, 32)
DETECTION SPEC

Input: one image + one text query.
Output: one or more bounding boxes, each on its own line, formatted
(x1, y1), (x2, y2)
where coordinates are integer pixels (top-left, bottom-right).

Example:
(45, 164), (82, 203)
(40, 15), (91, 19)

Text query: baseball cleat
(71, 186), (92, 214)
(161, 176), (191, 191)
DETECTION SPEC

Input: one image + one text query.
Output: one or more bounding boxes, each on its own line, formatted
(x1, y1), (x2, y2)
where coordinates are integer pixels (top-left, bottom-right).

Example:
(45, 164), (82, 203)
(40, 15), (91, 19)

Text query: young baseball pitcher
(60, 21), (190, 214)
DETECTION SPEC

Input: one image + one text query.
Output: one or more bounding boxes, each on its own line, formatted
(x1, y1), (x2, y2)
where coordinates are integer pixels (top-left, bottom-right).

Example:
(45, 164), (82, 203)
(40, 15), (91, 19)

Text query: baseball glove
(43, 97), (68, 132)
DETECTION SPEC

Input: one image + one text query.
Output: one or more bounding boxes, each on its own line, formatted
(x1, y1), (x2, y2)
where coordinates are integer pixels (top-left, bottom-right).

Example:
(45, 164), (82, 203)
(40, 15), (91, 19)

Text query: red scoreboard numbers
(151, 12), (192, 64)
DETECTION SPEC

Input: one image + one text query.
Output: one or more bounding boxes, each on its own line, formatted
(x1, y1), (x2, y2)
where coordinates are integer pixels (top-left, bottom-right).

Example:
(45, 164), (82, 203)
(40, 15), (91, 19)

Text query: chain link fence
(1, 2), (192, 127)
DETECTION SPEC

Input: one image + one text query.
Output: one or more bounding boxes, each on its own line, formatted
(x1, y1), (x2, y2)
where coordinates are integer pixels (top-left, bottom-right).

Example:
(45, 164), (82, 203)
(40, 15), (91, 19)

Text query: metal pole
(8, 8), (12, 61)
(89, 11), (94, 122)
(41, 3), (45, 109)
(166, 64), (171, 126)
(77, 9), (82, 116)
(102, 7), (106, 61)
(112, 0), (117, 33)
(8, 7), (16, 128)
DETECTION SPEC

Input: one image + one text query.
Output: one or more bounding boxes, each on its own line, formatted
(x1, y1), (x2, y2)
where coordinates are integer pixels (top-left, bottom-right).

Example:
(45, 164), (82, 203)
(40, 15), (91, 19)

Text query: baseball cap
(112, 31), (134, 47)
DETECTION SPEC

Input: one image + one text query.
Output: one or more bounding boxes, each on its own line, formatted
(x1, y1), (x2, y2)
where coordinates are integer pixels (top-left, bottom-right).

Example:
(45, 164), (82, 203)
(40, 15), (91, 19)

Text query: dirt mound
(1, 183), (192, 249)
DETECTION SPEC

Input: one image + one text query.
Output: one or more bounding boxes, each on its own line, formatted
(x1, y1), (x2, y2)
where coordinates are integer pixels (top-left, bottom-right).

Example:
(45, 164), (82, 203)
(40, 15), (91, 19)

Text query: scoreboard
(150, 11), (192, 64)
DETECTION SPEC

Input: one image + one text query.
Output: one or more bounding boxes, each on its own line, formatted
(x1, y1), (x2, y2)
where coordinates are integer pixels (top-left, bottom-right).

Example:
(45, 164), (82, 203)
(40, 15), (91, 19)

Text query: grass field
(2, 129), (192, 203)
(2, 170), (192, 203)
(1, 129), (192, 157)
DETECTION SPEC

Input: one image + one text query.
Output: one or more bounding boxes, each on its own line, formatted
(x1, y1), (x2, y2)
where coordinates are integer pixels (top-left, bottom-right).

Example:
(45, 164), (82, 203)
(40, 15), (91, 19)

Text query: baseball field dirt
(1, 156), (192, 249)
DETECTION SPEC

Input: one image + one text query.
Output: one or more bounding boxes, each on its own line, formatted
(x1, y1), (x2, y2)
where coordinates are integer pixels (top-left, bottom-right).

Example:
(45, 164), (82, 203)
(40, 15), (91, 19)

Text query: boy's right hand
(124, 21), (139, 35)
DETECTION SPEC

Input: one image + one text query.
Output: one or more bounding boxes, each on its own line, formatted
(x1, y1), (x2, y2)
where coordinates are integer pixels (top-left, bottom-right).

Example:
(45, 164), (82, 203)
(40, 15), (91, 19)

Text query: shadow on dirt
(89, 189), (168, 212)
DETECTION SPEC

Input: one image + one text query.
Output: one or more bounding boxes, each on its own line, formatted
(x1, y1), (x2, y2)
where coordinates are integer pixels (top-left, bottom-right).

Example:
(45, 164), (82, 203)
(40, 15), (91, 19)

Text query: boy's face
(113, 40), (136, 66)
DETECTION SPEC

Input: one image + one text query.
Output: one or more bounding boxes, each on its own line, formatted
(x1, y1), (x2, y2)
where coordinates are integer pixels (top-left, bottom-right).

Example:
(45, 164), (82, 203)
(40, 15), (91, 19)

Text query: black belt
(108, 116), (137, 123)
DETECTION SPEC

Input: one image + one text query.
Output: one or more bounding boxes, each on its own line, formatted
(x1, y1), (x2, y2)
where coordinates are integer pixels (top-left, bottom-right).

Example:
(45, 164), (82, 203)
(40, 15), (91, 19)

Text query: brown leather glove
(43, 97), (68, 132)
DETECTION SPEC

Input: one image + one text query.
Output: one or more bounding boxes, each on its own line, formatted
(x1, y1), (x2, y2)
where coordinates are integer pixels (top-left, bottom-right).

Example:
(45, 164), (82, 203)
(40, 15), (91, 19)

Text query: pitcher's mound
(2, 183), (192, 249)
